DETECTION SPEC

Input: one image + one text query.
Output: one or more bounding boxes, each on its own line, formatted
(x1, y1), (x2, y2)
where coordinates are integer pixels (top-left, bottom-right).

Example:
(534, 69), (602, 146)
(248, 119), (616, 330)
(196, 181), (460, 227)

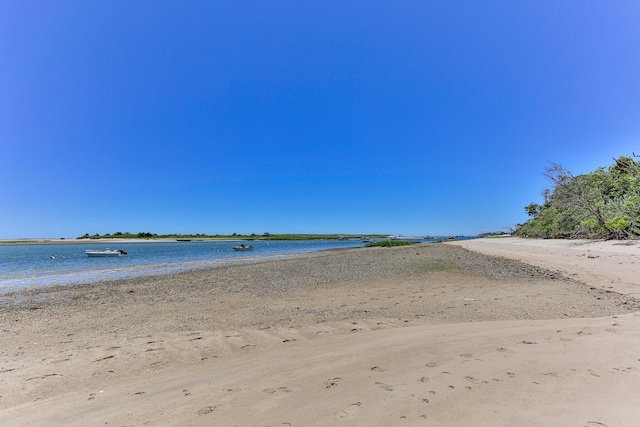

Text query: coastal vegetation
(516, 155), (640, 239)
(476, 231), (511, 238)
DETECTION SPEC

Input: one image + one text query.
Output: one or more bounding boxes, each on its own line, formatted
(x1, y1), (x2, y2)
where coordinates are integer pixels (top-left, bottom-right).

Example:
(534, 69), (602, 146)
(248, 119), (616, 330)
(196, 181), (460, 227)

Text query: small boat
(85, 248), (128, 257)
(233, 245), (254, 251)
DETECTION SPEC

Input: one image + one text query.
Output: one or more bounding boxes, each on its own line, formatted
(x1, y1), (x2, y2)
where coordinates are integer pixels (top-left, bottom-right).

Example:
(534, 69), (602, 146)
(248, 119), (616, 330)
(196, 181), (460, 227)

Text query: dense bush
(516, 155), (640, 239)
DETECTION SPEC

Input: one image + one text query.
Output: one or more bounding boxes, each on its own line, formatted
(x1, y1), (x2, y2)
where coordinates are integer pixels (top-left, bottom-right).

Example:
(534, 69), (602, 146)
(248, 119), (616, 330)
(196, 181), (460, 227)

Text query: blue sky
(1, 1), (639, 238)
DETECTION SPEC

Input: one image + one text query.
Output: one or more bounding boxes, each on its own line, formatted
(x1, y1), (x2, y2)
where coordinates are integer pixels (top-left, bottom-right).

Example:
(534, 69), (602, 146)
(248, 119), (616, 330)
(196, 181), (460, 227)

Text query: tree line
(516, 155), (640, 239)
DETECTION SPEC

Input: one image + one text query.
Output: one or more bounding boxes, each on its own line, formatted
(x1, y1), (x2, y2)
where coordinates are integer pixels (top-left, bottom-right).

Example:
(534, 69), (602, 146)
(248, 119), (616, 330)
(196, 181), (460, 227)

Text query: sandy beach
(1, 238), (639, 426)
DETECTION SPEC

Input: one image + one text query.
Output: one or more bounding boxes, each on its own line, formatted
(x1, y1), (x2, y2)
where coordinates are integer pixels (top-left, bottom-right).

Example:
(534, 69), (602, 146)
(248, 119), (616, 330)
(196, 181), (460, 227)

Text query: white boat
(233, 245), (254, 251)
(85, 248), (128, 257)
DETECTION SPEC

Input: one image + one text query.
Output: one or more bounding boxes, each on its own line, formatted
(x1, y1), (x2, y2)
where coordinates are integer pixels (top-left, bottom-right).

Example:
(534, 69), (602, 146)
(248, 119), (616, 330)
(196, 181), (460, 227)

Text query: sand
(1, 238), (639, 426)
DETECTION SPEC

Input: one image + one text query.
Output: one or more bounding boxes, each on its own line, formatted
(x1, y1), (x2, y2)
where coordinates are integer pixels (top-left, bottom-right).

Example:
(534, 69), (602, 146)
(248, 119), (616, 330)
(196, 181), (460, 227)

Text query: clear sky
(1, 1), (639, 239)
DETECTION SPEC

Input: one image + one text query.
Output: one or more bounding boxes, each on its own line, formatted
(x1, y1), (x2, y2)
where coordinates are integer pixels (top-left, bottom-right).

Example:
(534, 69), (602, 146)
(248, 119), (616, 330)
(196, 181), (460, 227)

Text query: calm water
(0, 239), (374, 293)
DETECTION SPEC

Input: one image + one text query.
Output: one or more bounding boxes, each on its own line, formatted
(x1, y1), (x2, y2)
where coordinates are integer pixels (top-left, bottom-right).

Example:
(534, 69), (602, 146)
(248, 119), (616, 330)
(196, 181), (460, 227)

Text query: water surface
(0, 240), (369, 293)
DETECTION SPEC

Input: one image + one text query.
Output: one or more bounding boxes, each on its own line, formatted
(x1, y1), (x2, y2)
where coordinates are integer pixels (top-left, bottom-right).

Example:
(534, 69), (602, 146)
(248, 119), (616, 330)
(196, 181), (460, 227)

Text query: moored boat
(233, 244), (254, 251)
(85, 248), (128, 257)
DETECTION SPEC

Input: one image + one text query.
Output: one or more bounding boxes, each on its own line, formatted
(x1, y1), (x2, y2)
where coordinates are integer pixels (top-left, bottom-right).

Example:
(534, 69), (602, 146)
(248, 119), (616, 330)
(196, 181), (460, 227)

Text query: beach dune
(1, 238), (639, 426)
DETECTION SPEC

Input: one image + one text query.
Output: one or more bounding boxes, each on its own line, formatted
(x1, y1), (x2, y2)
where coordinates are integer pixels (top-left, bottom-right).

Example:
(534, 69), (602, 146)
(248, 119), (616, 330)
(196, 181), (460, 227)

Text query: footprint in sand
(197, 405), (220, 416)
(337, 402), (362, 419)
(375, 381), (394, 391)
(324, 378), (342, 388)
(464, 376), (480, 384)
(425, 362), (439, 368)
(588, 370), (600, 378)
(376, 321), (395, 327)
(370, 366), (387, 372)
(263, 386), (292, 394)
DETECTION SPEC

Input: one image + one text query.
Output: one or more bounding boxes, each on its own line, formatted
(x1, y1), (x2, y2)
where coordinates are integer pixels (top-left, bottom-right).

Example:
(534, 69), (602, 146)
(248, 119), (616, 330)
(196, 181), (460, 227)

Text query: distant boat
(361, 237), (373, 243)
(85, 248), (128, 257)
(233, 245), (254, 251)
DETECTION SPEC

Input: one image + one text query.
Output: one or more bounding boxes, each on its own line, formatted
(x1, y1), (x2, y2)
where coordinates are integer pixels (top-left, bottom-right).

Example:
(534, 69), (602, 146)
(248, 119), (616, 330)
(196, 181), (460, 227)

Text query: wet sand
(1, 239), (639, 426)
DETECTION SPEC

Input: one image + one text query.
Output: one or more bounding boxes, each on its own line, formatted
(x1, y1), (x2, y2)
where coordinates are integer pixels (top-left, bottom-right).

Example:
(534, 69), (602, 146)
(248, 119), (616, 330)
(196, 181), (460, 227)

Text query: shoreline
(1, 239), (639, 426)
(0, 244), (362, 298)
(4, 241), (633, 315)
